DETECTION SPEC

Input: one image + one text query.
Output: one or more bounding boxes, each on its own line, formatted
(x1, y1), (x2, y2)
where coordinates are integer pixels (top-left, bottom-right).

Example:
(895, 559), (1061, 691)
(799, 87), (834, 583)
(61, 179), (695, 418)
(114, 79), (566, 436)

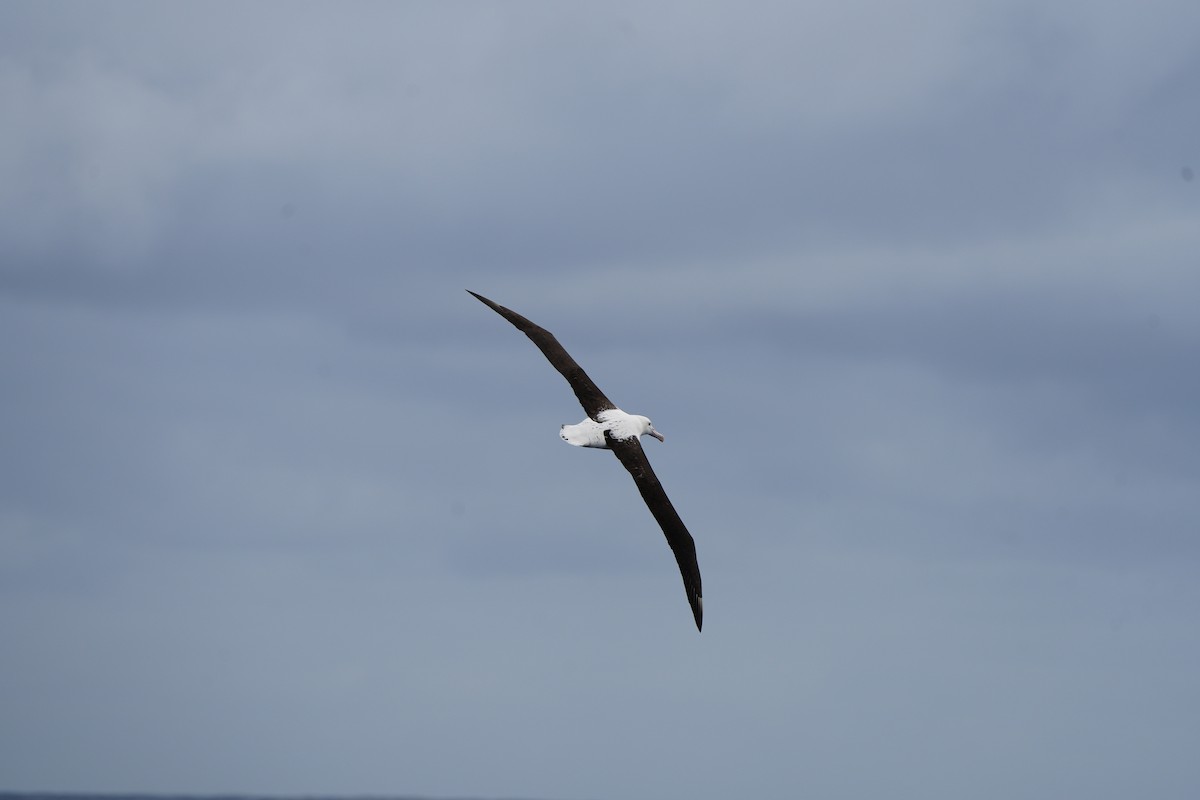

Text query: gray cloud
(2, 3), (1199, 799)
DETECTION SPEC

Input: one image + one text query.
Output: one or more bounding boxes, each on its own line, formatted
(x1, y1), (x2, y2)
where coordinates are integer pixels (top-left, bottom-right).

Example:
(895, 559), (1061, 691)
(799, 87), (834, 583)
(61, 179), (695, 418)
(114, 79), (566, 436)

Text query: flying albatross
(468, 290), (704, 631)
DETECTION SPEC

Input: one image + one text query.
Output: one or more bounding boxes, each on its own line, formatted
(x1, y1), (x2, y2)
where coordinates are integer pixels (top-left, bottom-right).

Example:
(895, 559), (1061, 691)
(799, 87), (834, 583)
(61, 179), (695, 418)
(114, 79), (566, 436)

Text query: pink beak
(649, 430), (665, 442)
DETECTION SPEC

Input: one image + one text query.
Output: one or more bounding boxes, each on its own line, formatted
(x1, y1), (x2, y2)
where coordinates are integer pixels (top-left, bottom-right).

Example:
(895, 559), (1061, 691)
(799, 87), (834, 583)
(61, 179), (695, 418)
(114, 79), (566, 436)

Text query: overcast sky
(2, 3), (1199, 799)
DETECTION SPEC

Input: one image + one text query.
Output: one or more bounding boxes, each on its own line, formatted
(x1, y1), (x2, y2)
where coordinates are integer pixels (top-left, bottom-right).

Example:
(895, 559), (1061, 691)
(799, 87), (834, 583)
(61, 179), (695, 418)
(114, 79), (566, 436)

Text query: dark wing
(605, 430), (704, 631)
(468, 291), (616, 420)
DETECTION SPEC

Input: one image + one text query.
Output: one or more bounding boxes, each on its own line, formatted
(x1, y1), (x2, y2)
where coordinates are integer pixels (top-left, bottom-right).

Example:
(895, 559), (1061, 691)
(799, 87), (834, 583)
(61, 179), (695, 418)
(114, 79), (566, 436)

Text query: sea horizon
(0, 792), (559, 800)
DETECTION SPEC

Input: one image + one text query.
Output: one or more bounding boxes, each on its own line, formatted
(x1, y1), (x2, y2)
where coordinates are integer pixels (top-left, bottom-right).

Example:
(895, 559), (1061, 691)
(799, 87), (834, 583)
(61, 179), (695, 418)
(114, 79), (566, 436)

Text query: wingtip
(466, 290), (499, 310)
(693, 595), (704, 632)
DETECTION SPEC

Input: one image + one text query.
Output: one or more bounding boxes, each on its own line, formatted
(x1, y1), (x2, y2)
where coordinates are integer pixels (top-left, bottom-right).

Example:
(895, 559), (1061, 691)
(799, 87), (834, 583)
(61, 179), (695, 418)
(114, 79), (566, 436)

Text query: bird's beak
(649, 430), (665, 442)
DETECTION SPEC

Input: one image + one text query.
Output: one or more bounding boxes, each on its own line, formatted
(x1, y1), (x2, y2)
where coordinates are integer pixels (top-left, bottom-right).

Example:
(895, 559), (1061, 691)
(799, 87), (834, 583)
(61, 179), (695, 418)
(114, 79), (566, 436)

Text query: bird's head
(637, 415), (665, 442)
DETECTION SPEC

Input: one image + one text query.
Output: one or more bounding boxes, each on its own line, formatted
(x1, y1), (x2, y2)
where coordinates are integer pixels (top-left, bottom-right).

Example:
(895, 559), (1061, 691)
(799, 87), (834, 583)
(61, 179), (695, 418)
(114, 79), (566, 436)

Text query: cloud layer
(2, 3), (1199, 799)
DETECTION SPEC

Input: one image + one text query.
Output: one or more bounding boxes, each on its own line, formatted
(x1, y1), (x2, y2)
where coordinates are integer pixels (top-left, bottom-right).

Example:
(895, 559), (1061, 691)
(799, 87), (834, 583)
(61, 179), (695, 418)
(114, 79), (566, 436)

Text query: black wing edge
(606, 431), (704, 631)
(467, 290), (616, 420)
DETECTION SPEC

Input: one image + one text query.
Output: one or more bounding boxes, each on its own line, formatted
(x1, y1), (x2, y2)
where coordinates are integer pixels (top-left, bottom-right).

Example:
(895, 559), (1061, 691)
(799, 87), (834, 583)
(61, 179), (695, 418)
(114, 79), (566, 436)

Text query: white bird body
(561, 409), (664, 448)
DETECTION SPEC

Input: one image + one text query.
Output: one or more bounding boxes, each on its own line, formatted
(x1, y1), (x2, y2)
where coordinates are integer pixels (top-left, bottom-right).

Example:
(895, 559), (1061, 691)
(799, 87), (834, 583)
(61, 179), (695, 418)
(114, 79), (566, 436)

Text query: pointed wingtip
(693, 594), (703, 632)
(460, 289), (494, 311)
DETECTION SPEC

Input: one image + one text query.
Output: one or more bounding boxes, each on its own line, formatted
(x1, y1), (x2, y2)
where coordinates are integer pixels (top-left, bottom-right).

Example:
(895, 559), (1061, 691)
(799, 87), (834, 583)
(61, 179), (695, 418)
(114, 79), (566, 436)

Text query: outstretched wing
(468, 291), (616, 420)
(606, 431), (704, 631)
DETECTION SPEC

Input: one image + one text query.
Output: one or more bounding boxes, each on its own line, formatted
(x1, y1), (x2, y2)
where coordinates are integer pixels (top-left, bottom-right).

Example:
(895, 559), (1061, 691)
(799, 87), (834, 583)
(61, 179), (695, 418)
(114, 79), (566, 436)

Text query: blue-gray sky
(2, 3), (1199, 799)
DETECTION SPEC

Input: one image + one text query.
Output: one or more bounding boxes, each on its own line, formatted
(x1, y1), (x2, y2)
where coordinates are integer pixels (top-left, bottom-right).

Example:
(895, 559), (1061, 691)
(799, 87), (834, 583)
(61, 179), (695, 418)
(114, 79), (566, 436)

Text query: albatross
(468, 290), (704, 631)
